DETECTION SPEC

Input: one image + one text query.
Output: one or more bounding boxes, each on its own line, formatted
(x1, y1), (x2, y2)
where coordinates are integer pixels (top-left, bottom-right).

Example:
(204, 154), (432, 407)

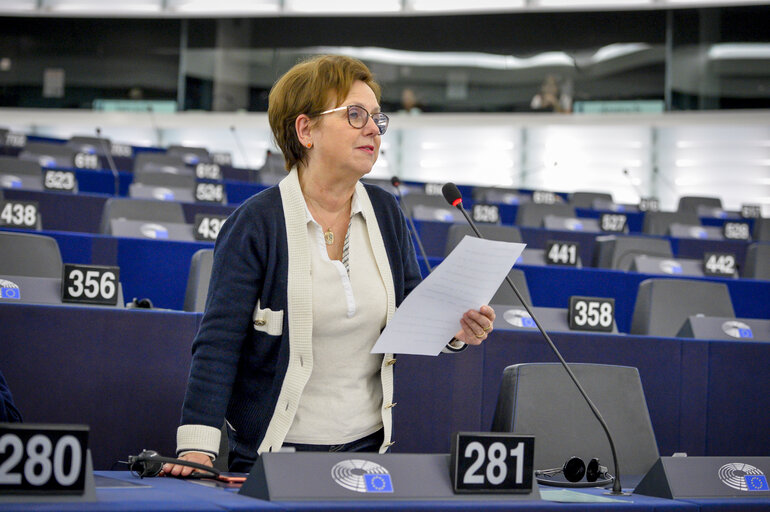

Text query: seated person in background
(164, 54), (495, 476)
(530, 74), (572, 113)
(0, 369), (22, 422)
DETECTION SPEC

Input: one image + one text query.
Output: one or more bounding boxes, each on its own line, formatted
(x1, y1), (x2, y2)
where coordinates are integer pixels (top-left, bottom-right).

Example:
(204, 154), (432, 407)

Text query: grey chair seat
(100, 197), (186, 235)
(629, 278), (735, 337)
(491, 363), (659, 486)
(444, 224), (522, 257)
(0, 231), (62, 278)
(593, 235), (673, 271)
(515, 203), (576, 228)
(184, 249), (214, 312)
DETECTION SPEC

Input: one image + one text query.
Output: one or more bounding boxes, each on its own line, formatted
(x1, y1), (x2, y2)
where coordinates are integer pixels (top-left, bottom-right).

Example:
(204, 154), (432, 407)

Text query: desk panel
(0, 304), (200, 470)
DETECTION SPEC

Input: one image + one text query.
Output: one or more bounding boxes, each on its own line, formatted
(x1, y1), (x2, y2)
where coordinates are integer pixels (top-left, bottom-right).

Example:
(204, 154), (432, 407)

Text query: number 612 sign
(450, 432), (534, 494)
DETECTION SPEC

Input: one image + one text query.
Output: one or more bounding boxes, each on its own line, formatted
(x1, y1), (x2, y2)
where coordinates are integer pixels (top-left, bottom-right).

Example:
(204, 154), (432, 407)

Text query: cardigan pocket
(252, 300), (284, 336)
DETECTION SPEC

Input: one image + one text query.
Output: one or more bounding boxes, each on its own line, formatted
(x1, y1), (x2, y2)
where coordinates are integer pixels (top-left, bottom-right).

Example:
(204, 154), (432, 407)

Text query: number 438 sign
(450, 432), (535, 494)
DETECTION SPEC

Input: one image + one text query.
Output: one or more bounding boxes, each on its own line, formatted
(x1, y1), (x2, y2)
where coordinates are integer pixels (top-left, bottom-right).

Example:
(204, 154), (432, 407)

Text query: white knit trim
(176, 424), (221, 459)
(356, 180), (396, 453)
(258, 168), (314, 455)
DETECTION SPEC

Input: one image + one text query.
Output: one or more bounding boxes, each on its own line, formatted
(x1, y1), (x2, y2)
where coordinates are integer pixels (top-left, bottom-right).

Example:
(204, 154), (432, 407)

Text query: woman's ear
(295, 114), (313, 148)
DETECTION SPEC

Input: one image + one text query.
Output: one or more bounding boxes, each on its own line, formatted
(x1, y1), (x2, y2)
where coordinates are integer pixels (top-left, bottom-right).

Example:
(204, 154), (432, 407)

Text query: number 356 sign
(450, 432), (534, 494)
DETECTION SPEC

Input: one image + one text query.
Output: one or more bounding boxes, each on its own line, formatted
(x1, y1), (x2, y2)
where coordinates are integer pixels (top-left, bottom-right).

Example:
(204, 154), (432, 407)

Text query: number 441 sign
(450, 432), (535, 494)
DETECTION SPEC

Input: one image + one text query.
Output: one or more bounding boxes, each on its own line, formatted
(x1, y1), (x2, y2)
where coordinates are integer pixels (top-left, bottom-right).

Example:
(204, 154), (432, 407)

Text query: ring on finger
(482, 323), (492, 332)
(474, 332), (485, 339)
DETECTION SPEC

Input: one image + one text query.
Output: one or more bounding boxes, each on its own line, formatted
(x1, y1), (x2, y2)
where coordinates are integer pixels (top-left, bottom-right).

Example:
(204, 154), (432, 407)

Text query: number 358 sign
(450, 432), (534, 494)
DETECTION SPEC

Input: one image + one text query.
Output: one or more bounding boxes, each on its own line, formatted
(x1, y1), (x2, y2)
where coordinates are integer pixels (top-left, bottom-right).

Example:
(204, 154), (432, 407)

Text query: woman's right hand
(161, 451), (214, 478)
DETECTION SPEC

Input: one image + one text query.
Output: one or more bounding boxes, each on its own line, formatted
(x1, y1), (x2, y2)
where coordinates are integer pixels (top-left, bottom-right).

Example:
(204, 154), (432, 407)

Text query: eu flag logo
(521, 318), (536, 328)
(738, 328), (753, 339)
(745, 475), (769, 491)
(0, 287), (20, 300)
(364, 474), (393, 493)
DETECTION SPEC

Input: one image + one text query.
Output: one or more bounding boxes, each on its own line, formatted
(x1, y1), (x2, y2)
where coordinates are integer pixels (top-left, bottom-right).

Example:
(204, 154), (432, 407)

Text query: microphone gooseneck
(441, 182), (626, 496)
(96, 127), (121, 196)
(391, 176), (433, 273)
(229, 125), (252, 171)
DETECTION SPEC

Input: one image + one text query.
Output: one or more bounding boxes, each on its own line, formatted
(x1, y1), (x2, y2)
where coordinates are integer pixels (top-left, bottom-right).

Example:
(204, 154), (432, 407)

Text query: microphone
(621, 168), (645, 202)
(441, 182), (626, 496)
(229, 125), (252, 171)
(96, 127), (120, 196)
(147, 105), (161, 147)
(390, 176), (432, 273)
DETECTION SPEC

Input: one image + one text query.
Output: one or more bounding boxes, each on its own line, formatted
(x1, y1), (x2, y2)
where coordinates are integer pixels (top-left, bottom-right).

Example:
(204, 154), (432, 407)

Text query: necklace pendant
(324, 229), (334, 245)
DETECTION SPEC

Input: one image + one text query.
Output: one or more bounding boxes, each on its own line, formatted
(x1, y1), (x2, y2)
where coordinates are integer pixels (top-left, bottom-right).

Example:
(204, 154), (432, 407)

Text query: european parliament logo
(0, 279), (20, 300)
(331, 459), (394, 494)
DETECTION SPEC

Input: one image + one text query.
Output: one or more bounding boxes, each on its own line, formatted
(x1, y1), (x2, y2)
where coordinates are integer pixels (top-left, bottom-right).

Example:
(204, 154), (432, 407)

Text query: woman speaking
(165, 55), (495, 475)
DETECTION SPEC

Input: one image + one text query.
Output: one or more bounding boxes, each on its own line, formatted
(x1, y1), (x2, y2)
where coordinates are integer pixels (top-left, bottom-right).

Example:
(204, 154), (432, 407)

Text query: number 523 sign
(450, 432), (535, 494)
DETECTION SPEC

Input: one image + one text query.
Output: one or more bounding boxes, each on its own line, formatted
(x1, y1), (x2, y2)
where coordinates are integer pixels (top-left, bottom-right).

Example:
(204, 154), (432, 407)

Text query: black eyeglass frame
(313, 104), (389, 135)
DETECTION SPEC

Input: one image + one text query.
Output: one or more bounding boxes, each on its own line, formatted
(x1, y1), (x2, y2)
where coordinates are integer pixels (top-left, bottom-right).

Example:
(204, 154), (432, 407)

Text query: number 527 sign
(450, 432), (535, 494)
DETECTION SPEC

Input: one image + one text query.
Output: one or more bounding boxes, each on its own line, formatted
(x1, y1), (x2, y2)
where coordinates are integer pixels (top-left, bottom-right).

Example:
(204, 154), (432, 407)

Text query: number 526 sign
(450, 432), (534, 494)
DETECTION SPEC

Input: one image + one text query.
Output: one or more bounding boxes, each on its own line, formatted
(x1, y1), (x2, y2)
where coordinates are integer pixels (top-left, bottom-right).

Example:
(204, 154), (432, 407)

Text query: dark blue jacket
(0, 369), (22, 423)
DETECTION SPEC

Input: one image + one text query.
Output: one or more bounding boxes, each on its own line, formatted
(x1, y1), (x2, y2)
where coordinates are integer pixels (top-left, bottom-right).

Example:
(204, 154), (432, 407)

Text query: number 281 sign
(450, 432), (534, 494)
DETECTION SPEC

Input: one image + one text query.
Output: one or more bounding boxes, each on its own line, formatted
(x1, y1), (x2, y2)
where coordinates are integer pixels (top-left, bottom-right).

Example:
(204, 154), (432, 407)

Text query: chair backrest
(0, 231), (63, 278)
(642, 211), (701, 236)
(133, 152), (189, 175)
(400, 193), (448, 216)
(677, 195), (722, 214)
(491, 363), (659, 483)
(444, 224), (523, 257)
(754, 218), (770, 242)
(18, 142), (75, 168)
(570, 192), (613, 209)
(593, 235), (673, 270)
(183, 249), (214, 312)
(256, 150), (287, 185)
(515, 203), (576, 227)
(630, 278), (735, 337)
(490, 268), (531, 306)
(67, 135), (111, 156)
(133, 170), (196, 188)
(167, 145), (210, 165)
(744, 243), (770, 280)
(0, 156), (42, 176)
(100, 198), (186, 234)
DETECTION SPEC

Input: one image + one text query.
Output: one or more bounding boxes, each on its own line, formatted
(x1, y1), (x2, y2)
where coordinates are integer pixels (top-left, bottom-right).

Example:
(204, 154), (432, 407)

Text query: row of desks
(1, 302), (768, 473)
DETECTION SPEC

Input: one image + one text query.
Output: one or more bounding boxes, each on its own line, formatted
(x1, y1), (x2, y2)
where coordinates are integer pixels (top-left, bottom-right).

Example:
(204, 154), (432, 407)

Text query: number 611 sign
(450, 432), (535, 494)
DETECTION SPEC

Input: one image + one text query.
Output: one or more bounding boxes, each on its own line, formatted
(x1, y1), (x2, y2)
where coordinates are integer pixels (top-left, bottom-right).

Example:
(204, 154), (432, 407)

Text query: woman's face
(310, 80), (382, 179)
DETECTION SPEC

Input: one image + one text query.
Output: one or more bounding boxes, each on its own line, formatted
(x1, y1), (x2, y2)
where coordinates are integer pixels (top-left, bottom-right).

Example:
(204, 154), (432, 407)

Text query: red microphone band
(452, 198), (462, 207)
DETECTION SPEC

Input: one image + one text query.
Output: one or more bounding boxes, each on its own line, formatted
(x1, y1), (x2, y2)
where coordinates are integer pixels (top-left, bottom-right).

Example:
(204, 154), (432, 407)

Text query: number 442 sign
(450, 432), (535, 494)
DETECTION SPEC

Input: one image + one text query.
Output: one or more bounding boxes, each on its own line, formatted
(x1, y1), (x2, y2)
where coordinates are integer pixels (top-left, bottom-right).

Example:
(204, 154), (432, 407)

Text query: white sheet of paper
(371, 236), (525, 356)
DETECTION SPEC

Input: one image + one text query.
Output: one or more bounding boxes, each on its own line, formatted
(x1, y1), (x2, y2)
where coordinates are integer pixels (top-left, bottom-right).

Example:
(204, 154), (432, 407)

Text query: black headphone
(127, 450), (220, 479)
(535, 456), (614, 488)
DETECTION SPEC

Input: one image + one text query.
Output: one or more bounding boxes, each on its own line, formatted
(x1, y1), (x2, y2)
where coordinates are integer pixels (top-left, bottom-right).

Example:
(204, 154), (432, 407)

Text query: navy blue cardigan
(179, 182), (421, 458)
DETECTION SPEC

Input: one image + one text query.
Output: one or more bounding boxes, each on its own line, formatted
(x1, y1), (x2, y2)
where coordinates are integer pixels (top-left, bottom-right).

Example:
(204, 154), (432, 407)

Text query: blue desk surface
(0, 470), (714, 511)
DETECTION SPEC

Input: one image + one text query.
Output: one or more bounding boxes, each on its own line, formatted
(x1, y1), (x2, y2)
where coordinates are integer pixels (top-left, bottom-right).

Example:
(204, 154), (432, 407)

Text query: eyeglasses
(315, 105), (389, 135)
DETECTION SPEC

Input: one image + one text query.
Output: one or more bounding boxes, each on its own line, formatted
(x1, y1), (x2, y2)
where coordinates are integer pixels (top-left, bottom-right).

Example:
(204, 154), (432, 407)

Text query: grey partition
(18, 142), (76, 168)
(570, 191), (613, 209)
(67, 135), (111, 156)
(744, 243), (770, 279)
(167, 145), (210, 164)
(491, 363), (659, 486)
(754, 218), (770, 242)
(256, 150), (287, 185)
(593, 235), (673, 271)
(677, 196), (722, 214)
(444, 224), (522, 256)
(515, 203), (576, 228)
(629, 278), (735, 337)
(133, 152), (189, 175)
(100, 197), (186, 234)
(0, 231), (62, 278)
(0, 156), (43, 190)
(184, 249), (214, 312)
(642, 211), (701, 236)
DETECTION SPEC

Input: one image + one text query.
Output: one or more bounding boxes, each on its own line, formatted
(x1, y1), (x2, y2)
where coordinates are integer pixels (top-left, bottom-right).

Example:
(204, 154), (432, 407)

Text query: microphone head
(96, 127), (102, 136)
(442, 182), (463, 207)
(390, 176), (401, 187)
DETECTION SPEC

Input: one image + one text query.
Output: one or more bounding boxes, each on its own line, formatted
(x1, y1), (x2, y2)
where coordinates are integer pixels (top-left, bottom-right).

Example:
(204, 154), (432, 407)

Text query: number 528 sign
(450, 432), (534, 494)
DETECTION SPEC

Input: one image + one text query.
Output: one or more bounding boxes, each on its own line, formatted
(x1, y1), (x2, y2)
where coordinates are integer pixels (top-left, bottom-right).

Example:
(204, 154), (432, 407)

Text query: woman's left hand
(454, 305), (495, 345)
